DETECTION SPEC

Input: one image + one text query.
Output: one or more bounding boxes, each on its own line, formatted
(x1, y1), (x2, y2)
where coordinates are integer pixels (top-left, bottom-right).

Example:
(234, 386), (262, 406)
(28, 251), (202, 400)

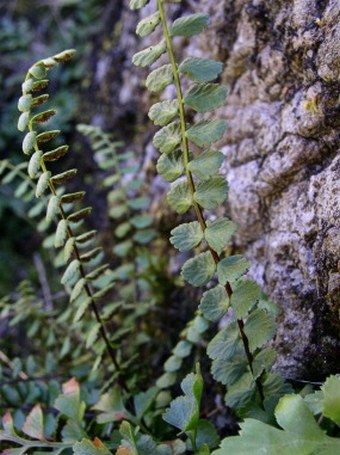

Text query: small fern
(130, 0), (289, 426)
(0, 7), (338, 455)
(17, 50), (131, 391)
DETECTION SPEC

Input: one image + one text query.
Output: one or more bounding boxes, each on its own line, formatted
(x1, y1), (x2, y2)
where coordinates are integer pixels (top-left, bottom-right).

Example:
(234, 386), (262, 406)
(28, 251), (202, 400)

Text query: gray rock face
(90, 0), (339, 379)
(200, 0), (340, 379)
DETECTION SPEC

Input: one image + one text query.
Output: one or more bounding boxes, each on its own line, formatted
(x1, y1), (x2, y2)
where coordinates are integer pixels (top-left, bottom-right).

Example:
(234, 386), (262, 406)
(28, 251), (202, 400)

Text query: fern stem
(28, 130), (129, 393)
(157, 0), (264, 403)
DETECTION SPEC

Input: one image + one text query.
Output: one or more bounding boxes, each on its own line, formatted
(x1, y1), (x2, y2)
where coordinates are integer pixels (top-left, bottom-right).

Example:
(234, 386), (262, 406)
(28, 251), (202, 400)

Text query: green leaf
(32, 93), (49, 107)
(182, 364), (204, 403)
(112, 239), (133, 258)
(184, 83), (228, 112)
(164, 355), (183, 373)
(113, 240), (133, 257)
(146, 64), (173, 92)
(258, 293), (281, 317)
(31, 79), (49, 92)
(167, 180), (192, 214)
(253, 348), (277, 379)
(173, 340), (192, 358)
(148, 100), (179, 126)
(136, 11), (160, 37)
(55, 219), (68, 248)
(194, 176), (228, 210)
(93, 386), (130, 424)
(76, 230), (97, 244)
(129, 0), (150, 9)
(170, 221), (204, 252)
(93, 283), (115, 301)
(156, 149), (184, 182)
(231, 280), (261, 319)
(61, 191), (86, 204)
(187, 120), (227, 147)
(128, 196), (150, 210)
(170, 13), (209, 37)
(52, 49), (76, 62)
(86, 323), (101, 348)
(54, 378), (85, 422)
(115, 221), (132, 238)
(179, 57), (223, 82)
(80, 247), (103, 263)
(64, 237), (76, 262)
(181, 251), (216, 287)
(244, 308), (277, 352)
(187, 315), (209, 341)
(224, 373), (255, 409)
(276, 393), (326, 438)
(153, 121), (181, 154)
(110, 205), (129, 219)
(68, 207), (92, 223)
(156, 372), (177, 389)
(14, 180), (30, 198)
(133, 228), (156, 244)
(134, 387), (158, 420)
(36, 129), (60, 143)
(86, 264), (109, 281)
(17, 112), (30, 131)
(73, 438), (111, 455)
(43, 145), (69, 161)
(211, 357), (248, 387)
(22, 131), (36, 155)
(213, 403), (340, 455)
(61, 259), (80, 286)
(163, 396), (197, 432)
(28, 150), (43, 178)
(46, 195), (60, 222)
(73, 297), (92, 323)
(199, 285), (229, 322)
(321, 375), (340, 425)
(29, 63), (47, 79)
(22, 78), (34, 93)
(263, 374), (293, 416)
(207, 323), (240, 361)
(132, 39), (166, 67)
(204, 217), (236, 253)
(130, 214), (153, 229)
(22, 404), (44, 440)
(163, 366), (203, 431)
(304, 391), (324, 416)
(18, 94), (32, 112)
(188, 150), (224, 181)
(217, 255), (250, 285)
(35, 171), (51, 197)
(31, 109), (56, 124)
(50, 168), (77, 185)
(196, 419), (220, 450)
(70, 278), (86, 303)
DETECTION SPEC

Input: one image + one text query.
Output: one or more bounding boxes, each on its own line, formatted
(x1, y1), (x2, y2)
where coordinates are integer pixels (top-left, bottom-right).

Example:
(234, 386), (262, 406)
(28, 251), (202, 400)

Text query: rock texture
(204, 0), (340, 379)
(85, 0), (340, 379)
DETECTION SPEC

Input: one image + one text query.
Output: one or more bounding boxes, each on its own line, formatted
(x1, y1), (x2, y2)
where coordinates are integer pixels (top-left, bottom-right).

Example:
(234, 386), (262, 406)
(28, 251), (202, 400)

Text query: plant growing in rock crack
(1, 4), (340, 454)
(130, 0), (292, 426)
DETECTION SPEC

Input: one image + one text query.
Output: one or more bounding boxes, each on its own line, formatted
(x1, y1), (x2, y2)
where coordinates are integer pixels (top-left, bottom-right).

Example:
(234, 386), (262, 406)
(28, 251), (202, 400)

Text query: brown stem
(27, 125), (129, 393)
(57, 194), (129, 393)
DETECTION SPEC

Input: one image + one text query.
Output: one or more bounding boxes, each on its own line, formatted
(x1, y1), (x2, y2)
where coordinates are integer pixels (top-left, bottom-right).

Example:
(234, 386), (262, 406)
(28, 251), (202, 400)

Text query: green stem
(191, 427), (198, 452)
(157, 0), (264, 403)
